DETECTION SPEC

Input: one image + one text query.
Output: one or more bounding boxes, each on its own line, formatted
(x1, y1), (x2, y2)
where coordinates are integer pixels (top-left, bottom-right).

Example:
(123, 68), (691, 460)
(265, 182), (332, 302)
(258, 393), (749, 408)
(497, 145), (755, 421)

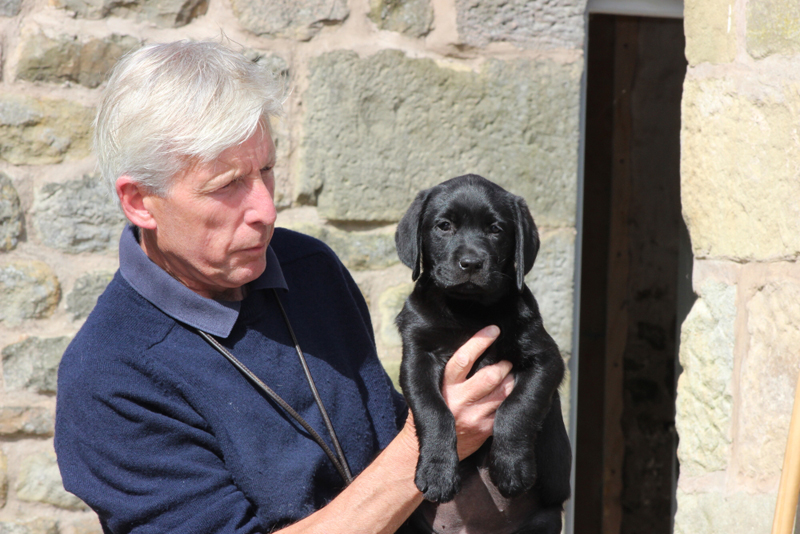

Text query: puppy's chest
(428, 325), (526, 372)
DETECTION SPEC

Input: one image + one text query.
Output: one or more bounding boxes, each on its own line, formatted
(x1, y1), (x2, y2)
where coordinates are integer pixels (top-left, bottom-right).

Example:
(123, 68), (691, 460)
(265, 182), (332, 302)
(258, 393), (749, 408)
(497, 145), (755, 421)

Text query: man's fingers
(443, 325), (500, 385)
(464, 360), (513, 402)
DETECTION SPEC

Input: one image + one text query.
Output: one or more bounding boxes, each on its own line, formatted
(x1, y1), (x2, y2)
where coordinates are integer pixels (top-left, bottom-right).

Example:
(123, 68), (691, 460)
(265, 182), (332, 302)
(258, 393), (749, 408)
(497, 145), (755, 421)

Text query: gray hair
(95, 39), (285, 197)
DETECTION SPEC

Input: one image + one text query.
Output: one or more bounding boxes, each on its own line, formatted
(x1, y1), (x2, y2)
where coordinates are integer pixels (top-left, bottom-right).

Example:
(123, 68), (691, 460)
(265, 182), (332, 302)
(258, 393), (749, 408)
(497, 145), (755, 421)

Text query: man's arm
(278, 325), (514, 534)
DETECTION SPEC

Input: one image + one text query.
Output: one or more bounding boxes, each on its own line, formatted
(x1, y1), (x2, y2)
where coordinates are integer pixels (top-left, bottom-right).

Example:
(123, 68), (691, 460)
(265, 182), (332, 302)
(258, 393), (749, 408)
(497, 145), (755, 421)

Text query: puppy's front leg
(489, 346), (564, 498)
(400, 349), (460, 503)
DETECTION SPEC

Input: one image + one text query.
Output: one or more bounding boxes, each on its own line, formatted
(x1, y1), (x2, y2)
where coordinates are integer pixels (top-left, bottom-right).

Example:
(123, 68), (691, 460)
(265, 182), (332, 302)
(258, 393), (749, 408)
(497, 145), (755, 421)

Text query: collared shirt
(118, 224), (288, 337)
(56, 226), (406, 534)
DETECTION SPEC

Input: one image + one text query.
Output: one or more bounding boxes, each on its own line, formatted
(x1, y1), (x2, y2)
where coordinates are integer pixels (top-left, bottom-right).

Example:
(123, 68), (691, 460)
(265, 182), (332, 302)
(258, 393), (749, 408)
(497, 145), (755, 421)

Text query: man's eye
(220, 178), (241, 190)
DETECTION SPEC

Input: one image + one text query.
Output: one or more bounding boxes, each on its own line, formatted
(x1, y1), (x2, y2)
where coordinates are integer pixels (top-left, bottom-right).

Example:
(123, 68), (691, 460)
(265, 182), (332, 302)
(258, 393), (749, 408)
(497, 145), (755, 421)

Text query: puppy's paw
(489, 444), (537, 498)
(415, 450), (461, 503)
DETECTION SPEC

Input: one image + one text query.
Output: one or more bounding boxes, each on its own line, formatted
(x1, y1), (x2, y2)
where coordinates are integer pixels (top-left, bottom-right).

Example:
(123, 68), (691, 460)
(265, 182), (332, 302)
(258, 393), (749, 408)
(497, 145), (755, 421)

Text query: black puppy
(395, 175), (570, 523)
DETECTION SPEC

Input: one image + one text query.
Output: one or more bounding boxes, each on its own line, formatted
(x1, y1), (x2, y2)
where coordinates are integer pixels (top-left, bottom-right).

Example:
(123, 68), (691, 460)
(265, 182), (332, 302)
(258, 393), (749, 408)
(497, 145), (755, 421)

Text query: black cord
(195, 300), (353, 486)
(271, 289), (353, 483)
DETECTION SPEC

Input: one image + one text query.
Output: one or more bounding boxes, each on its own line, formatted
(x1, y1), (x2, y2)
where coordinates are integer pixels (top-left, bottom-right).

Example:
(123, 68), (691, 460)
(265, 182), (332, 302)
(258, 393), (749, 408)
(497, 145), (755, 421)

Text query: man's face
(142, 126), (277, 300)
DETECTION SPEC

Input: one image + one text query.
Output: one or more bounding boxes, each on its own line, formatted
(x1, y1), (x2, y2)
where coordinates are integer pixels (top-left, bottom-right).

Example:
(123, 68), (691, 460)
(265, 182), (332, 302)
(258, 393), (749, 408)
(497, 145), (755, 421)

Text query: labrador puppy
(395, 175), (570, 533)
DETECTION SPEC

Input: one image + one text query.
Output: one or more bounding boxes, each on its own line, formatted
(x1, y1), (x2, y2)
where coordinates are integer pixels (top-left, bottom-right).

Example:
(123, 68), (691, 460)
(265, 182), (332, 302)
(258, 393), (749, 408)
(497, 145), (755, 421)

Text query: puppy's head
(395, 174), (539, 300)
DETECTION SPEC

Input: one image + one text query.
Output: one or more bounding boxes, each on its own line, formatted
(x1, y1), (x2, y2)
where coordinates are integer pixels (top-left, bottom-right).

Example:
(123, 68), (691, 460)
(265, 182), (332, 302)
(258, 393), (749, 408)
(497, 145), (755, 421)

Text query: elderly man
(55, 40), (513, 534)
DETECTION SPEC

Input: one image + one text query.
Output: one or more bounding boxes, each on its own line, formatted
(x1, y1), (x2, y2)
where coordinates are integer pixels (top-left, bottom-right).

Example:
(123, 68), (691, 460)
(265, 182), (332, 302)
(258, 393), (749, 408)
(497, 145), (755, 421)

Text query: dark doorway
(574, 14), (690, 534)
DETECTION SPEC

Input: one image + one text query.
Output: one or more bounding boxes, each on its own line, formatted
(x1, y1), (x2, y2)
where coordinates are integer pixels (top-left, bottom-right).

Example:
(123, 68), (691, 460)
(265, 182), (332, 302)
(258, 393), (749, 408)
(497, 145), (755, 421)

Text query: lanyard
(196, 288), (353, 486)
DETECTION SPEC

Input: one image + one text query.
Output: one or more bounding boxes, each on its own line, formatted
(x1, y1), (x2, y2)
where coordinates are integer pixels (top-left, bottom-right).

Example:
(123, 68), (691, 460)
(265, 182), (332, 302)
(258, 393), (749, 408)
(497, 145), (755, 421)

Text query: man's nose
(245, 177), (277, 226)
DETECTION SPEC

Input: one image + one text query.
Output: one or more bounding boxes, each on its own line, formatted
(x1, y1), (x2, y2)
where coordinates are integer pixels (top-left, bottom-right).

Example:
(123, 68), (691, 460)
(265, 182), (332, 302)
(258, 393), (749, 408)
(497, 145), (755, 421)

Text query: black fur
(395, 175), (571, 532)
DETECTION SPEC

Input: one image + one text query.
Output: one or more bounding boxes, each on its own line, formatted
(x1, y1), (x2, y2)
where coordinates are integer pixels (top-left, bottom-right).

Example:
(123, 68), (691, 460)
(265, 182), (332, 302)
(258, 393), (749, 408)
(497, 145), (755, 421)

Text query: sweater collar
(118, 224), (287, 338)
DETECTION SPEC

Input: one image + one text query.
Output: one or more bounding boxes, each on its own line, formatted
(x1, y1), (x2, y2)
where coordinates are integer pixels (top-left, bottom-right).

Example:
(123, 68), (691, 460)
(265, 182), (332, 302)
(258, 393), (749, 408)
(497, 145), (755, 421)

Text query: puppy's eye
(436, 221), (452, 232)
(489, 223), (503, 234)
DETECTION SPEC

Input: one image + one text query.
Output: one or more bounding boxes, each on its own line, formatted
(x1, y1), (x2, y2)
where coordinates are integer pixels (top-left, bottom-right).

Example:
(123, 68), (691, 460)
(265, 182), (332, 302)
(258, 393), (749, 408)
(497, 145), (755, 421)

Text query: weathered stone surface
(279, 221), (399, 270)
(455, 0), (586, 50)
(243, 49), (289, 76)
(0, 519), (58, 534)
(681, 76), (800, 261)
(0, 95), (94, 165)
(673, 490), (775, 534)
(33, 175), (126, 253)
(738, 280), (800, 482)
(369, 0), (433, 37)
(0, 0), (21, 17)
(59, 516), (103, 534)
(0, 172), (22, 251)
(377, 282), (414, 349)
(302, 50), (581, 225)
(67, 271), (114, 320)
(2, 336), (71, 393)
(747, 0), (800, 59)
(58, 0), (208, 27)
(231, 0), (348, 40)
(675, 281), (736, 475)
(0, 407), (54, 436)
(16, 450), (88, 510)
(15, 26), (140, 88)
(684, 0), (737, 64)
(0, 260), (61, 324)
(525, 228), (575, 354)
(0, 449), (6, 508)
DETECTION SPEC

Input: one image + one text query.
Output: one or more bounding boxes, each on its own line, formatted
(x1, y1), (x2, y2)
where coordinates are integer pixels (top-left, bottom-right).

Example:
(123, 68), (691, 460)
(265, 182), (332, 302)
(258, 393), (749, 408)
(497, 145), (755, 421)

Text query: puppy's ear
(514, 196), (539, 292)
(396, 189), (431, 281)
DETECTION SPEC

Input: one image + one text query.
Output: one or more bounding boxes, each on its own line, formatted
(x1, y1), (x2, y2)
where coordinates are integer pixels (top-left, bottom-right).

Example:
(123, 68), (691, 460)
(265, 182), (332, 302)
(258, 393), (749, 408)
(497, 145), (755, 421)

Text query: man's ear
(116, 176), (157, 230)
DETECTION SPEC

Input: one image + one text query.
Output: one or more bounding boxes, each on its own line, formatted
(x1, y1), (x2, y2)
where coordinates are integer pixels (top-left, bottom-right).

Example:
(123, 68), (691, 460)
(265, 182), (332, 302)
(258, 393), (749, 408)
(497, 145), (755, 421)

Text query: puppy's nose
(458, 257), (484, 272)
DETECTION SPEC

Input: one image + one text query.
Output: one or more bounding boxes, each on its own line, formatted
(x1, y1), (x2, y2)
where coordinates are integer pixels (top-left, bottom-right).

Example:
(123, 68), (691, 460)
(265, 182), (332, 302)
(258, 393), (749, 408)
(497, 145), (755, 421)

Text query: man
(55, 40), (513, 533)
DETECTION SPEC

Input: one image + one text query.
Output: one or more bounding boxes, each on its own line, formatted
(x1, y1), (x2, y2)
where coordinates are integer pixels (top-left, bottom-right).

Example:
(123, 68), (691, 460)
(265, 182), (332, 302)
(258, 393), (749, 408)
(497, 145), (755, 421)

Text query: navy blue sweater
(55, 228), (407, 533)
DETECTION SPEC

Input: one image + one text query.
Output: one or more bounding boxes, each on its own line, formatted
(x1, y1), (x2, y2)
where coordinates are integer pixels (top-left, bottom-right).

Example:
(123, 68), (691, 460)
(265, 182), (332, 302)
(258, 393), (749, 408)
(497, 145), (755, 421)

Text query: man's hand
(441, 325), (514, 459)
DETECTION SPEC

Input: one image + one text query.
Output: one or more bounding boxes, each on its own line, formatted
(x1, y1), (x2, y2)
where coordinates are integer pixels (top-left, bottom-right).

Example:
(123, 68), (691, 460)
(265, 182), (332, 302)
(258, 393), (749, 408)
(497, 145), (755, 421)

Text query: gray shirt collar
(118, 224), (288, 338)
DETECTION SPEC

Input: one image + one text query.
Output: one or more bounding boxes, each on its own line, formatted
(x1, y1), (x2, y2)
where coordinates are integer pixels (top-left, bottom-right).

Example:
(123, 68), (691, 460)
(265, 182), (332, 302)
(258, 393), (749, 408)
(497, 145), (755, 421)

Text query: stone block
(15, 26), (140, 88)
(675, 281), (735, 475)
(369, 0), (433, 37)
(525, 227), (575, 354)
(746, 0), (800, 59)
(2, 336), (71, 393)
(16, 450), (88, 510)
(0, 407), (54, 436)
(231, 0), (348, 40)
(0, 95), (94, 165)
(243, 49), (289, 76)
(455, 0), (586, 50)
(0, 172), (22, 251)
(301, 50), (581, 225)
(681, 76), (800, 261)
(58, 516), (103, 534)
(0, 0), (21, 17)
(737, 280), (800, 482)
(673, 489), (775, 534)
(67, 271), (114, 320)
(377, 282), (414, 349)
(684, 0), (737, 64)
(57, 0), (207, 27)
(0, 519), (58, 534)
(32, 175), (126, 253)
(278, 221), (399, 271)
(0, 260), (61, 325)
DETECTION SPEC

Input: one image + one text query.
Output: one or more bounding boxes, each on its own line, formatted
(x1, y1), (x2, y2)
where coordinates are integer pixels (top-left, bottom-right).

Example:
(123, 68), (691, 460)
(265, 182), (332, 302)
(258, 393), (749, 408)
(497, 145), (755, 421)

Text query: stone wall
(0, 0), (584, 530)
(675, 0), (800, 532)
